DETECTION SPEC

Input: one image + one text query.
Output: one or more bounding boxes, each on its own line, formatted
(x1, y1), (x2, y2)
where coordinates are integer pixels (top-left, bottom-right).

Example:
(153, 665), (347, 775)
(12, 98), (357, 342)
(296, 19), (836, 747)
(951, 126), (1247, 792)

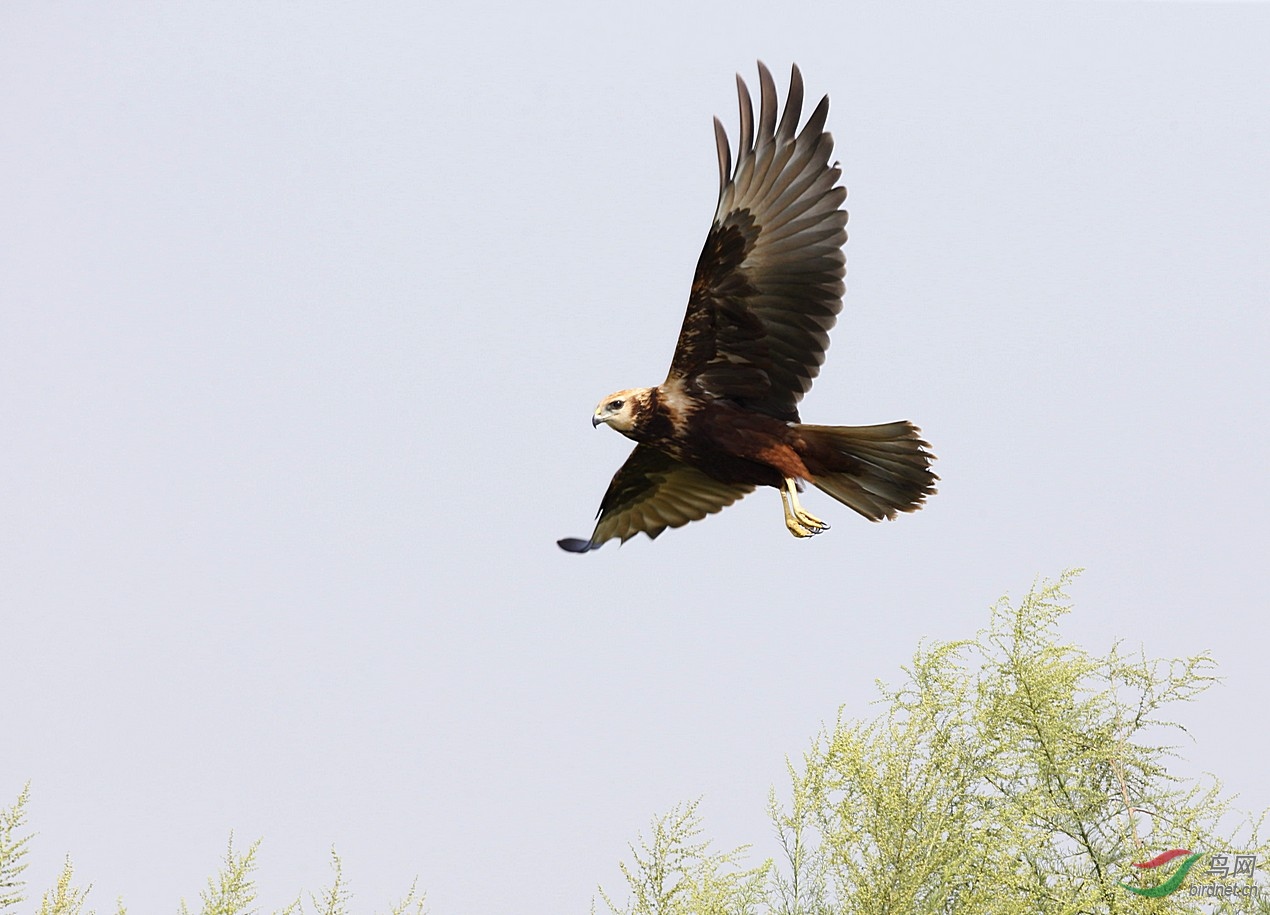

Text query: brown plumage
(559, 63), (936, 553)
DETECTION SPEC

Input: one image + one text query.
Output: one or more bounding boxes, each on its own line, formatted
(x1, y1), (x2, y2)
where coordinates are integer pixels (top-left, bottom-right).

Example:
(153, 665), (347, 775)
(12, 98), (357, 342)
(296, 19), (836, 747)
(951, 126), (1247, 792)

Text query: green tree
(34, 858), (91, 915)
(599, 571), (1268, 914)
(595, 799), (769, 915)
(0, 791), (424, 915)
(1, 784), (33, 912)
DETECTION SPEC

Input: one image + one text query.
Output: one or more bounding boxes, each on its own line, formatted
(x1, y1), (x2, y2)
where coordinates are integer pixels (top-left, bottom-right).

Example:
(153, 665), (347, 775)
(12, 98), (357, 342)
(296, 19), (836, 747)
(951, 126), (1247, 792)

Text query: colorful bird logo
(1119, 849), (1204, 898)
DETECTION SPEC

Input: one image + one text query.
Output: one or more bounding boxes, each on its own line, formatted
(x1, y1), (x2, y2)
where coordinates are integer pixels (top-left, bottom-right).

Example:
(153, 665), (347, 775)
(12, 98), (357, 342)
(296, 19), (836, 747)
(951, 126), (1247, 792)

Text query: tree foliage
(600, 571), (1268, 914)
(0, 792), (424, 915)
(595, 799), (769, 915)
(33, 859), (92, 915)
(1, 784), (33, 912)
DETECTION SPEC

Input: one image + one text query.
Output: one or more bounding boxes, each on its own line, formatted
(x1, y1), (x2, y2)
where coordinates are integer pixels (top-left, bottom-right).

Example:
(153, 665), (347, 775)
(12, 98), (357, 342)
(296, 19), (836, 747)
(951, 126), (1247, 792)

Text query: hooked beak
(592, 413), (603, 428)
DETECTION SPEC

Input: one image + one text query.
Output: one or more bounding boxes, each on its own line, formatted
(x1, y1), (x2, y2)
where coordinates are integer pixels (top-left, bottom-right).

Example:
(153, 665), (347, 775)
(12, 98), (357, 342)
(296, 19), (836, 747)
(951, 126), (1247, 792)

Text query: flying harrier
(559, 63), (936, 553)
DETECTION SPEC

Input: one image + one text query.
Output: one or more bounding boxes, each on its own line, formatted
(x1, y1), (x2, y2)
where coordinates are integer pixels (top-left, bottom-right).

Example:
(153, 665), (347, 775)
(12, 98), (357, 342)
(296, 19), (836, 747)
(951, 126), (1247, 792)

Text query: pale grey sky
(2, 2), (1267, 912)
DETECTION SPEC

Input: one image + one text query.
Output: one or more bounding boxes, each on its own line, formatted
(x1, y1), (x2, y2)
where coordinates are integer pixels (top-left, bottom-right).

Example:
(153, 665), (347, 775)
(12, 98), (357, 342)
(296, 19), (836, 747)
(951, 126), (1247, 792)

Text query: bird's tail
(795, 422), (937, 521)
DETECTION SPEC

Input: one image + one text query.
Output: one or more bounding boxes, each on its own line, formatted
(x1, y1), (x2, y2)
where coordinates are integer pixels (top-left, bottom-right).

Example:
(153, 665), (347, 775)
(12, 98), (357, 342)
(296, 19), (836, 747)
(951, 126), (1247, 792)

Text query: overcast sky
(2, 2), (1268, 912)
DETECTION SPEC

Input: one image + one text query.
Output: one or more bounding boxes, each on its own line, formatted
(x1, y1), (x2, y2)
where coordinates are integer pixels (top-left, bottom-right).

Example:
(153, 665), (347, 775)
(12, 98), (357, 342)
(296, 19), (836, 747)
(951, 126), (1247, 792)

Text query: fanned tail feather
(797, 422), (937, 521)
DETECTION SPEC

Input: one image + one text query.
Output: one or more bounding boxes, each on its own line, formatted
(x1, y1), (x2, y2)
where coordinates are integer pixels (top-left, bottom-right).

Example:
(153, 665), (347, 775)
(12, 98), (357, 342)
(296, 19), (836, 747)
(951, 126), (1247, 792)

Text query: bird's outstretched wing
(666, 62), (847, 423)
(557, 445), (753, 553)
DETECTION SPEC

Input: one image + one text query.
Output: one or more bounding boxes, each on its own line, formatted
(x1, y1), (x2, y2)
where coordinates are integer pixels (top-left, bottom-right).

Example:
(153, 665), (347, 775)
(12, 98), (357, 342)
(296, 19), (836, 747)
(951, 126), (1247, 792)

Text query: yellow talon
(781, 478), (829, 538)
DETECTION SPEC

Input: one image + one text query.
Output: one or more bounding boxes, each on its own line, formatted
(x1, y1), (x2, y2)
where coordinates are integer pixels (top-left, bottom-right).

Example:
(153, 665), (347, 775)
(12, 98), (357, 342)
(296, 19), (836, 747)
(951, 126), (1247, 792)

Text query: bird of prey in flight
(559, 63), (936, 553)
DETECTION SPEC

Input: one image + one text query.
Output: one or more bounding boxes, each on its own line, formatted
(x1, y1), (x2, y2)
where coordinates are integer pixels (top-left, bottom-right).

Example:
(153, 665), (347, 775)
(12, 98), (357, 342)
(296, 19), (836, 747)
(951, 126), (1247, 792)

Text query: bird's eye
(608, 399), (624, 411)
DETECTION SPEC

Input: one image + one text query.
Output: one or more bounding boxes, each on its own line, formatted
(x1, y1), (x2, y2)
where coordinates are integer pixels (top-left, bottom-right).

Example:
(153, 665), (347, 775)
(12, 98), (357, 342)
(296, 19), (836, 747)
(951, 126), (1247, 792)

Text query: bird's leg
(786, 478), (830, 533)
(780, 486), (814, 537)
(781, 477), (829, 538)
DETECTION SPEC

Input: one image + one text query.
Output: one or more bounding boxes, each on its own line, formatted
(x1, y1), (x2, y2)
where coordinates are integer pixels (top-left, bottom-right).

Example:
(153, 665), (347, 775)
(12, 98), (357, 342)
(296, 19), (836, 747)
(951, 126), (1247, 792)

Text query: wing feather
(756, 61), (778, 148)
(666, 62), (847, 422)
(735, 75), (754, 164)
(557, 445), (753, 552)
(712, 117), (731, 196)
(774, 62), (804, 140)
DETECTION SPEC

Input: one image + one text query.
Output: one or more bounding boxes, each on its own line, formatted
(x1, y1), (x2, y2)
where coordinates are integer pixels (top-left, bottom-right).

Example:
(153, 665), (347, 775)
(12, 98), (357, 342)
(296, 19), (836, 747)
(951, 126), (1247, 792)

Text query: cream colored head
(592, 388), (650, 434)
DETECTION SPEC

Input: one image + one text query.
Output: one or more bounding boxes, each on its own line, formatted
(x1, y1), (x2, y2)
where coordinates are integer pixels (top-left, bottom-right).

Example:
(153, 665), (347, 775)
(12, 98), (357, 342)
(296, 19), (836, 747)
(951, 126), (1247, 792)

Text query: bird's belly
(630, 397), (799, 488)
(654, 437), (785, 488)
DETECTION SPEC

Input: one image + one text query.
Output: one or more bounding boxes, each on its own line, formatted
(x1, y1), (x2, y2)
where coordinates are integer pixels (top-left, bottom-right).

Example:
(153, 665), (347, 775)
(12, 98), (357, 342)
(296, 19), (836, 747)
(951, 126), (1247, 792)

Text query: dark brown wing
(666, 62), (847, 423)
(558, 445), (753, 552)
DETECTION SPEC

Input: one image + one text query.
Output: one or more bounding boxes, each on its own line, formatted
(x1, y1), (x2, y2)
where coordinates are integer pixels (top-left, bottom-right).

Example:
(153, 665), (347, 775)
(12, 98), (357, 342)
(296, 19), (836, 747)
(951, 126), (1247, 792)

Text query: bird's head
(592, 388), (650, 434)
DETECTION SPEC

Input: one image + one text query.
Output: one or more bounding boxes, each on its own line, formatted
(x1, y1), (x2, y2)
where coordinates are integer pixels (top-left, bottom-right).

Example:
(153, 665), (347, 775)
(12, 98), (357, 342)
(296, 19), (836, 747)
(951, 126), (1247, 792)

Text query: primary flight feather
(559, 63), (936, 553)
